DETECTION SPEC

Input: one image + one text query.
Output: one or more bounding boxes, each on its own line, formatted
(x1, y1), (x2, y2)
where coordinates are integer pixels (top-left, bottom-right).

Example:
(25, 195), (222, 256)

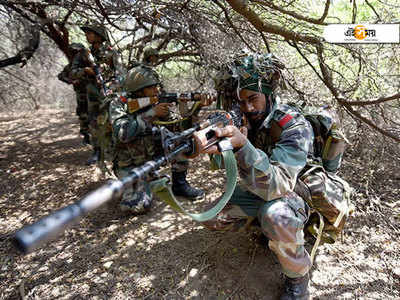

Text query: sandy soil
(0, 110), (399, 300)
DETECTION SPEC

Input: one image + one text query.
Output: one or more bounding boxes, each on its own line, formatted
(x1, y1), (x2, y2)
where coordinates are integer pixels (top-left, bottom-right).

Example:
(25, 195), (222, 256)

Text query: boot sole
(173, 193), (205, 201)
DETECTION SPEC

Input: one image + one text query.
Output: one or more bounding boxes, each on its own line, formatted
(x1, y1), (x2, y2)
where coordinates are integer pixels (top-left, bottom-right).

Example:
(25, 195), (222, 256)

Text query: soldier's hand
(84, 67), (95, 77)
(201, 125), (248, 155)
(153, 103), (172, 118)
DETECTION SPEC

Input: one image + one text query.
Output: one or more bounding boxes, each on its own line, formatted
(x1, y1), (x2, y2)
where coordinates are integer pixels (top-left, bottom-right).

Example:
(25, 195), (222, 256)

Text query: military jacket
(57, 62), (87, 93)
(234, 103), (314, 201)
(69, 50), (92, 85)
(108, 94), (158, 168)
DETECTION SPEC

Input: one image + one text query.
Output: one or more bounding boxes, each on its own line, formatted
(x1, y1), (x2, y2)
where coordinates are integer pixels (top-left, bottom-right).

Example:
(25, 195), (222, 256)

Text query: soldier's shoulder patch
(278, 114), (293, 128)
(120, 95), (128, 103)
(273, 104), (299, 129)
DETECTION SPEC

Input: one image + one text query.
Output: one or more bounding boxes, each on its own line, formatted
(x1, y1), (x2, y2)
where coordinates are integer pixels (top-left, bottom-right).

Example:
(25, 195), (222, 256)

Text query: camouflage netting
(214, 53), (286, 110)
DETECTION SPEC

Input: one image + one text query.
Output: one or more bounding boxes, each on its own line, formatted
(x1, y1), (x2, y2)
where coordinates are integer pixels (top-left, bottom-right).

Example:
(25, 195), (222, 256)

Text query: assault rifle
(123, 92), (211, 114)
(159, 92), (203, 103)
(13, 106), (242, 254)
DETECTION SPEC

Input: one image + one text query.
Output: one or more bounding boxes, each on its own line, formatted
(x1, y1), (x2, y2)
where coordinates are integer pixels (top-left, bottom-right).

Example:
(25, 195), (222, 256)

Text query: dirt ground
(0, 110), (399, 300)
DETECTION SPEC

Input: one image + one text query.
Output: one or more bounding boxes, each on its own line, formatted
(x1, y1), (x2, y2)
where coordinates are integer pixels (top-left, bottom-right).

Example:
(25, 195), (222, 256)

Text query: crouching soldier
(108, 65), (204, 214)
(195, 54), (314, 299)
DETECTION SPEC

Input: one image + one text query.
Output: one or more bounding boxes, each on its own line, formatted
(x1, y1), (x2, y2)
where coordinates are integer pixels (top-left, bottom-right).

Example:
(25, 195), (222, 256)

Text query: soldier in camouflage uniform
(58, 43), (90, 145)
(75, 23), (126, 165)
(196, 54), (314, 300)
(108, 65), (205, 214)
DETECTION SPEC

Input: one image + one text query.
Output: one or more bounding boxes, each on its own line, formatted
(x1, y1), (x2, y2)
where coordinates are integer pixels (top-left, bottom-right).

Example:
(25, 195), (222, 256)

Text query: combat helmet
(123, 65), (161, 94)
(80, 23), (109, 42)
(143, 47), (159, 62)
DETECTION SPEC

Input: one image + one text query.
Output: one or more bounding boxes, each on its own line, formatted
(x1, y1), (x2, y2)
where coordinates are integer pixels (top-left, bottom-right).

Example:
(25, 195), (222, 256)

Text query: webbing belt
(149, 150), (237, 222)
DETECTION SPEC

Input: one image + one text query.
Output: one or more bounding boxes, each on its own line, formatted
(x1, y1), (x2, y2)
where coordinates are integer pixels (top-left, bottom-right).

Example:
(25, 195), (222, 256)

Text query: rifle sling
(149, 150), (238, 222)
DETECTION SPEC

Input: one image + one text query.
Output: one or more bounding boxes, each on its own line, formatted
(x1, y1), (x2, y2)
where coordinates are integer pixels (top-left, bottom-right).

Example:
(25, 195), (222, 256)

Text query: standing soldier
(108, 65), (205, 214)
(74, 23), (126, 165)
(57, 43), (90, 145)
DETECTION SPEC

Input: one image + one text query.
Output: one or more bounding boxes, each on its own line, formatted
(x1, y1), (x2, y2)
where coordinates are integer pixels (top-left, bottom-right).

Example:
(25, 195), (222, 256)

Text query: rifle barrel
(12, 142), (192, 254)
(13, 181), (123, 254)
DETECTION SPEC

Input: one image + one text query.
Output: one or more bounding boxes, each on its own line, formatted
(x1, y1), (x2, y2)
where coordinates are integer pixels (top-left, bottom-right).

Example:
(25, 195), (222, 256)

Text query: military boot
(281, 274), (310, 300)
(171, 171), (205, 200)
(86, 147), (100, 165)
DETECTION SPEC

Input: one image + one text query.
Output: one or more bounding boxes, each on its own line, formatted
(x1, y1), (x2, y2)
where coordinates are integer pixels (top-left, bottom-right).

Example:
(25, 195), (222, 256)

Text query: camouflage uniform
(207, 54), (352, 300)
(108, 64), (205, 213)
(108, 92), (159, 213)
(204, 102), (314, 279)
(75, 24), (126, 158)
(87, 44), (125, 149)
(58, 45), (89, 137)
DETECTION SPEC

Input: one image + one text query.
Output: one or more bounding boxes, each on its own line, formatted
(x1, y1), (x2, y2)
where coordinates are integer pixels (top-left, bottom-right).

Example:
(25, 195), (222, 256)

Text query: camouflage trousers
(86, 83), (102, 149)
(202, 185), (312, 279)
(75, 91), (89, 135)
(171, 157), (189, 173)
(114, 156), (189, 212)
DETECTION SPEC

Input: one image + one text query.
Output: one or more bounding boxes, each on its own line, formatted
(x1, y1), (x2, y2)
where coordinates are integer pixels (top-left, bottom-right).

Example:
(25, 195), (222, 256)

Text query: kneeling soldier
(109, 65), (204, 214)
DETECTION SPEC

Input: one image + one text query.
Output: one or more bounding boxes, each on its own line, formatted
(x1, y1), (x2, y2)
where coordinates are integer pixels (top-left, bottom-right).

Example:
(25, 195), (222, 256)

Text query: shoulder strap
(150, 150), (238, 222)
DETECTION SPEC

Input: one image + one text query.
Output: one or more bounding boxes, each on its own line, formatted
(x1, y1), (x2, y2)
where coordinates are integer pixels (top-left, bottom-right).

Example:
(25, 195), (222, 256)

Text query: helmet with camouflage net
(215, 53), (285, 96)
(123, 65), (161, 94)
(80, 23), (109, 42)
(143, 47), (159, 62)
(214, 53), (285, 110)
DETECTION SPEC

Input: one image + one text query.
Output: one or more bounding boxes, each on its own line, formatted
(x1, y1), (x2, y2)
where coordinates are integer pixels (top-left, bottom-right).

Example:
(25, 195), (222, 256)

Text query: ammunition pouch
(295, 166), (353, 244)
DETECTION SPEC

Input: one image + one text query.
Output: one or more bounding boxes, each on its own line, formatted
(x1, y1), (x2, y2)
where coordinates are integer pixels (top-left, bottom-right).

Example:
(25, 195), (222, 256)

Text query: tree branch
(0, 23), (40, 68)
(226, 0), (322, 45)
(365, 0), (382, 22)
(213, 0), (257, 52)
(253, 0), (330, 25)
(316, 45), (400, 142)
(318, 0), (331, 23)
(345, 93), (400, 106)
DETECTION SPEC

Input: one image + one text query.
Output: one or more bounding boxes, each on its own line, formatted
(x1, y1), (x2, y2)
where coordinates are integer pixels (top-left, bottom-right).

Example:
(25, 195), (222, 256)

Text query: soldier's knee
(260, 200), (295, 228)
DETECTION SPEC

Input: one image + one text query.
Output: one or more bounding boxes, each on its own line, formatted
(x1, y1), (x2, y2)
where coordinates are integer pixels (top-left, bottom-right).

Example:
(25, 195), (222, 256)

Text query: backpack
(291, 105), (353, 250)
